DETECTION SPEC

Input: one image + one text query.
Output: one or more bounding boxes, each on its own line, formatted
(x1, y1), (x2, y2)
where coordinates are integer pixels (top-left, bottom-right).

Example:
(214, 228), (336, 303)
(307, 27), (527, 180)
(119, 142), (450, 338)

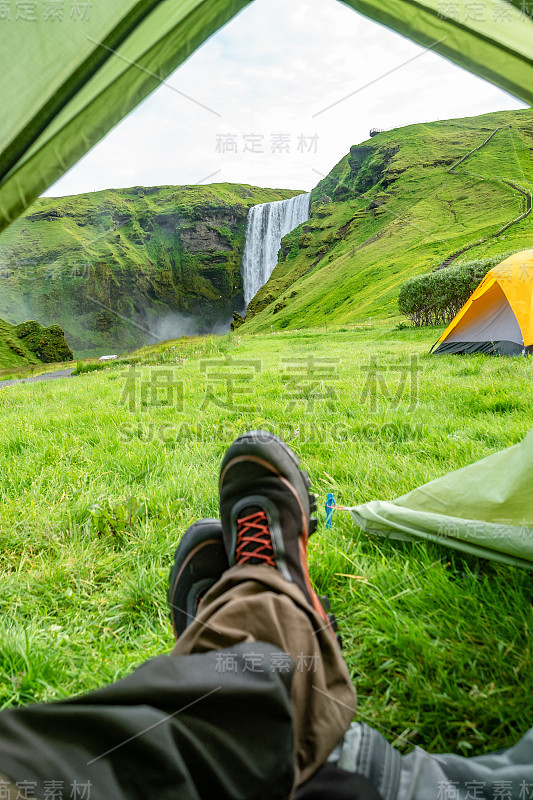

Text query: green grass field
(1, 325), (531, 757)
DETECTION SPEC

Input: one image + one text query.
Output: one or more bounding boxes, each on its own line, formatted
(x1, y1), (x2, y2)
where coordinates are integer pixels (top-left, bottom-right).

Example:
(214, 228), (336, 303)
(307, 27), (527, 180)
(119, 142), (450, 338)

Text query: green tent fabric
(349, 428), (533, 569)
(1, 0), (533, 234)
(0, 0), (253, 233)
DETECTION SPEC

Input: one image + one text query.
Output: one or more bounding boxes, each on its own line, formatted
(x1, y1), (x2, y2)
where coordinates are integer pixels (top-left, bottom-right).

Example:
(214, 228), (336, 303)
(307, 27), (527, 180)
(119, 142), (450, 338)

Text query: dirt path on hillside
(437, 125), (533, 269)
(0, 367), (74, 389)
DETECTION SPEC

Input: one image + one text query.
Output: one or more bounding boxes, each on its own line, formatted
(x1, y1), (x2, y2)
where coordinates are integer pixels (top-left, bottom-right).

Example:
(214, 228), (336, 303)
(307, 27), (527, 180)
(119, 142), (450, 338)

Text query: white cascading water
(241, 193), (310, 305)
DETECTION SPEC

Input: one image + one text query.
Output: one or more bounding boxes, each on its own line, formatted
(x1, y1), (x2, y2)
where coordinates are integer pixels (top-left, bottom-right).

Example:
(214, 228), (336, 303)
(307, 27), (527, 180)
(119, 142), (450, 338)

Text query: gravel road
(0, 367), (74, 389)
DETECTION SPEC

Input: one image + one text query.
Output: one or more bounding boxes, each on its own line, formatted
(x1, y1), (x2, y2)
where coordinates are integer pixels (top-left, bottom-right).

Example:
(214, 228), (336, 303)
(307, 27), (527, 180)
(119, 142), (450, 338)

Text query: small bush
(14, 320), (42, 339)
(15, 320), (73, 362)
(398, 251), (517, 327)
(7, 338), (26, 357)
(74, 361), (108, 375)
(15, 320), (45, 353)
(37, 325), (74, 363)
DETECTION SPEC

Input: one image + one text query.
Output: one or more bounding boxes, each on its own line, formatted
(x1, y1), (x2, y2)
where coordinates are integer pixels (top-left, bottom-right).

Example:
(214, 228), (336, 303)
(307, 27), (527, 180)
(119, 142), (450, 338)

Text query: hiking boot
(167, 518), (228, 638)
(219, 431), (336, 631)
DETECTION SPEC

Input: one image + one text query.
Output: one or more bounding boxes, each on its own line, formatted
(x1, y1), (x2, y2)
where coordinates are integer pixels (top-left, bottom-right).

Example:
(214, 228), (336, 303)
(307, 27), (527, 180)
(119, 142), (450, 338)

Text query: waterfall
(241, 192), (310, 306)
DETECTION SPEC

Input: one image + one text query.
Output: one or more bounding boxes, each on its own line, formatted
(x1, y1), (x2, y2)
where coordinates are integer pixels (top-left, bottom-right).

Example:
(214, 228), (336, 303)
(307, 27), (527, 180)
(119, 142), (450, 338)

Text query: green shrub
(7, 338), (26, 357)
(15, 320), (45, 353)
(15, 320), (73, 363)
(398, 251), (517, 327)
(74, 361), (108, 375)
(37, 325), (74, 363)
(14, 320), (42, 339)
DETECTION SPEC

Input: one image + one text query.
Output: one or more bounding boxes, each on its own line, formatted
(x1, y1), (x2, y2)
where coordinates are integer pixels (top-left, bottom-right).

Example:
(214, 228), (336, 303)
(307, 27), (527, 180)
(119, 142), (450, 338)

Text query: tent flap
(349, 428), (533, 569)
(342, 0), (533, 107)
(0, 0), (252, 232)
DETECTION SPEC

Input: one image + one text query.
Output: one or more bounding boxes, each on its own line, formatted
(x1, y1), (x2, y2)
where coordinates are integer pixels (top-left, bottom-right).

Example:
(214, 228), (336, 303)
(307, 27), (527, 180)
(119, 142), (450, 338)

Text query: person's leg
(0, 642), (296, 800)
(0, 514), (299, 800)
(172, 431), (357, 787)
(172, 564), (357, 787)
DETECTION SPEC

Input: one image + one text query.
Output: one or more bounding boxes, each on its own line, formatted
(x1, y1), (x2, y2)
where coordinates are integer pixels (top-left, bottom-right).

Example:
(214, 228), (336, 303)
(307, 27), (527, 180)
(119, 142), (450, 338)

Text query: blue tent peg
(326, 493), (336, 529)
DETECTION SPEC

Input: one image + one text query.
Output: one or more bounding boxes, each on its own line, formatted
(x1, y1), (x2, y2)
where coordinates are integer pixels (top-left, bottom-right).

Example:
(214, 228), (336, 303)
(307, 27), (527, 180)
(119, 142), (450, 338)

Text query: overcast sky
(45, 0), (527, 198)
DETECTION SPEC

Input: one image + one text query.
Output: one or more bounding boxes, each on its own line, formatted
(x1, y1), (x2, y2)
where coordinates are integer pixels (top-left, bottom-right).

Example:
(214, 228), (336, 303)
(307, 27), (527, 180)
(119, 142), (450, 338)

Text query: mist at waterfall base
(144, 311), (231, 344)
(241, 193), (311, 306)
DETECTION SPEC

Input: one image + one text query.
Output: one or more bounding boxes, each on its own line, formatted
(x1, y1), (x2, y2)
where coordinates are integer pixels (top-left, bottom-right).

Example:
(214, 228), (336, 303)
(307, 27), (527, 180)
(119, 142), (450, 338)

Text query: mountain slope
(0, 183), (301, 356)
(242, 108), (533, 332)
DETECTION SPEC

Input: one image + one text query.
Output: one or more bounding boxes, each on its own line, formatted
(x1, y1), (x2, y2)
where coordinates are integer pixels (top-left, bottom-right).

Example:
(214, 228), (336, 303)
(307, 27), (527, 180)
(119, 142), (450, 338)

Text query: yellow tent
(433, 250), (533, 355)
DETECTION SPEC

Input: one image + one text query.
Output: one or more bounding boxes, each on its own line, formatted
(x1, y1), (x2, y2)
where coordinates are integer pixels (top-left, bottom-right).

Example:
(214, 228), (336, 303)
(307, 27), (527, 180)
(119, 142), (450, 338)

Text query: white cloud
(44, 0), (526, 197)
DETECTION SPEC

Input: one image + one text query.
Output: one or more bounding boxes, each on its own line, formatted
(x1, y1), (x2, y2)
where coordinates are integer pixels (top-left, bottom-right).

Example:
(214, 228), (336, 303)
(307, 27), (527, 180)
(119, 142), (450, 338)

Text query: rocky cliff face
(0, 183), (300, 355)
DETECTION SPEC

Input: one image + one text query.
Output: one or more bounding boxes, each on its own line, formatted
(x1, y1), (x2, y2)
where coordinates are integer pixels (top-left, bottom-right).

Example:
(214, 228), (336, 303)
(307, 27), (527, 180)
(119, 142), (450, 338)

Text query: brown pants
(172, 564), (357, 787)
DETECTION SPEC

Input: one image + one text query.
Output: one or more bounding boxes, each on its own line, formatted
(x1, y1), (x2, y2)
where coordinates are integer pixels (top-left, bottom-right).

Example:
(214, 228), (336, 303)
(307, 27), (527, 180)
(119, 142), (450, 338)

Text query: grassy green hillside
(0, 183), (301, 356)
(242, 108), (533, 332)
